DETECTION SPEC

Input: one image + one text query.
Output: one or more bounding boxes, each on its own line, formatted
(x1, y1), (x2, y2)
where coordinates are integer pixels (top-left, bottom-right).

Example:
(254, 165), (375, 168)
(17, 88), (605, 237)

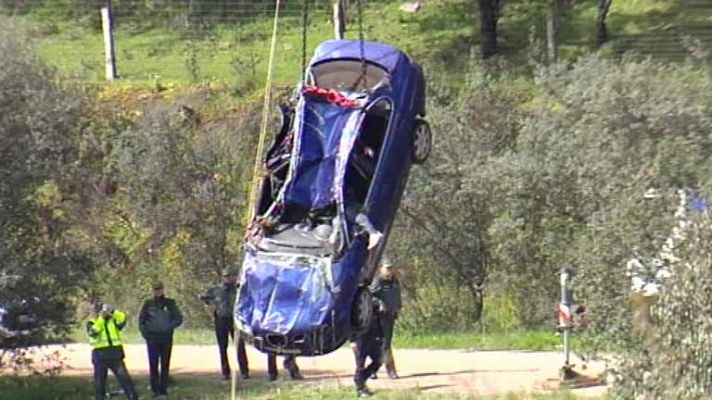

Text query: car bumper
(241, 324), (348, 356)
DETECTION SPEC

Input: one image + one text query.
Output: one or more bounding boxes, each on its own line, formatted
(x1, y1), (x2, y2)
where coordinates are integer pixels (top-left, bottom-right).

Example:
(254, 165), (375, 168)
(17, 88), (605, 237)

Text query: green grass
(0, 375), (601, 400)
(11, 0), (709, 88)
(67, 326), (566, 351)
(394, 330), (563, 351)
(68, 326), (216, 345)
(4, 0), (711, 91)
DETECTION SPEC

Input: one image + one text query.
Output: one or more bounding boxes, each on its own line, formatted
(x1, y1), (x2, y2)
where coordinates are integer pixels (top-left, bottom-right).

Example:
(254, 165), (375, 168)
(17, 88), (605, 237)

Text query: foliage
(391, 53), (712, 347)
(92, 97), (261, 327)
(612, 213), (712, 399)
(0, 374), (598, 400)
(0, 18), (99, 353)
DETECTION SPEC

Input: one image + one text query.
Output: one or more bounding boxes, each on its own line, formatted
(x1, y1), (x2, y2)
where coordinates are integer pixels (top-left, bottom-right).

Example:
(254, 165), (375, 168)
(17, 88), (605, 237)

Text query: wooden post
(333, 0), (345, 39)
(101, 0), (118, 80)
(546, 0), (560, 64)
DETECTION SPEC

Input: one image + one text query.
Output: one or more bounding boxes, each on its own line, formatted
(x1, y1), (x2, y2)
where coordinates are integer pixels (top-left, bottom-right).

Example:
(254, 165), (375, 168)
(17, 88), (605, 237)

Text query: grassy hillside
(11, 0), (712, 88)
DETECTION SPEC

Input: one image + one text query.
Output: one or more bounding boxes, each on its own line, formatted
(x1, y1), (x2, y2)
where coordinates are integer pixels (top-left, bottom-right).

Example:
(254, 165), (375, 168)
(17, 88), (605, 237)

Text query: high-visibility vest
(86, 310), (127, 349)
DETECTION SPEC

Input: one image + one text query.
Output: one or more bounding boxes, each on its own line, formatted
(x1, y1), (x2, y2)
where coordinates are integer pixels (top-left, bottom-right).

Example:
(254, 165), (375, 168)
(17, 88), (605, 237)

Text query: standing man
(200, 268), (249, 380)
(87, 302), (139, 400)
(352, 301), (384, 397)
(139, 280), (183, 398)
(369, 258), (402, 379)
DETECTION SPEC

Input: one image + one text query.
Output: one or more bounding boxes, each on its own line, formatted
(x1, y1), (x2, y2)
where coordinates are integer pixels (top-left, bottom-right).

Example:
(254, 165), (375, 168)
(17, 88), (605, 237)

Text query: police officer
(201, 268), (249, 380)
(352, 301), (384, 397)
(369, 258), (401, 379)
(139, 280), (183, 397)
(267, 353), (303, 381)
(87, 303), (139, 400)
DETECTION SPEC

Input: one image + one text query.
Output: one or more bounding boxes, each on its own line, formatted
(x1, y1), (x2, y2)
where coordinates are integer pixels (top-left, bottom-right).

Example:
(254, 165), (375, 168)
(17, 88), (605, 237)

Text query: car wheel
(351, 287), (373, 332)
(412, 119), (432, 164)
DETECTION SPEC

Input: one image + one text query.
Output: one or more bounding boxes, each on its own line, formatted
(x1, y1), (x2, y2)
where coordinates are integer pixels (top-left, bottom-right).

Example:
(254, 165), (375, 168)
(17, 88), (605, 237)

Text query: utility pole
(101, 0), (118, 80)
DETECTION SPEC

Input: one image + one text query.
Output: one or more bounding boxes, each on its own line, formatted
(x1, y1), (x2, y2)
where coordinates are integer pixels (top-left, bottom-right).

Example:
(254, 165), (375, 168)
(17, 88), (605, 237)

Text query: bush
(389, 54), (712, 340)
(0, 18), (96, 353)
(612, 212), (712, 399)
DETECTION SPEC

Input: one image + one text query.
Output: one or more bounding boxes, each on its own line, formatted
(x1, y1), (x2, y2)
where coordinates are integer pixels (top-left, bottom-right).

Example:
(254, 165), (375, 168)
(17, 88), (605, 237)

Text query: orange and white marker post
(558, 266), (577, 380)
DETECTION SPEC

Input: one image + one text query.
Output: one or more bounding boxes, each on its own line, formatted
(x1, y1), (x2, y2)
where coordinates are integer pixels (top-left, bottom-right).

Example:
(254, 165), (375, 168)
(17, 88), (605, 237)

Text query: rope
(238, 1), (281, 395)
(247, 0), (283, 224)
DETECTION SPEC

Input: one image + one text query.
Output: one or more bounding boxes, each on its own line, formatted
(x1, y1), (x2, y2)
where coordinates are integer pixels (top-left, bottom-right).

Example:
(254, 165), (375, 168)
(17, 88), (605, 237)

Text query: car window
(310, 60), (389, 92)
(343, 98), (392, 225)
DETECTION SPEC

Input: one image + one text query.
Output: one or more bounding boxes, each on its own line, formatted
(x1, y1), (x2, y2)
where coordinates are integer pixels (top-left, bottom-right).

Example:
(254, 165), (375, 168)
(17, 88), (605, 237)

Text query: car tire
(351, 287), (373, 332)
(412, 119), (432, 164)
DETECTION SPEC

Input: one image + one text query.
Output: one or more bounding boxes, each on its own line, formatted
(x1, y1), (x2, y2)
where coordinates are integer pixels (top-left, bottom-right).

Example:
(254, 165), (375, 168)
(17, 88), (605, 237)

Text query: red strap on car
(302, 85), (359, 108)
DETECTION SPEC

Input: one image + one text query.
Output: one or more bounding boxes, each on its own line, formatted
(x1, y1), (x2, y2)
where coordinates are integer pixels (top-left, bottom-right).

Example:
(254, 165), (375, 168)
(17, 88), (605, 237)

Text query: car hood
(236, 251), (335, 335)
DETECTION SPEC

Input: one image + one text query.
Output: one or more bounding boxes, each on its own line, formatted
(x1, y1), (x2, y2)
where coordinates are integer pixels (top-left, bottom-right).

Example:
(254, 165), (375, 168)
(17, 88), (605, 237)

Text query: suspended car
(236, 39), (432, 356)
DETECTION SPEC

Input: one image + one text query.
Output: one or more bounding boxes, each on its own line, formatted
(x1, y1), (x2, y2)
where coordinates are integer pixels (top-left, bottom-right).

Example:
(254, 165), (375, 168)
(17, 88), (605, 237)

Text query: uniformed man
(87, 303), (139, 400)
(200, 268), (249, 380)
(369, 259), (401, 379)
(352, 302), (384, 397)
(267, 353), (303, 381)
(139, 280), (183, 397)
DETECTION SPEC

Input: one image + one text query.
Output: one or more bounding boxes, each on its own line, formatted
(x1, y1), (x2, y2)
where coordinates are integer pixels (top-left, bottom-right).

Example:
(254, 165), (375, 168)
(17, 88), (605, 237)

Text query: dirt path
(49, 344), (607, 397)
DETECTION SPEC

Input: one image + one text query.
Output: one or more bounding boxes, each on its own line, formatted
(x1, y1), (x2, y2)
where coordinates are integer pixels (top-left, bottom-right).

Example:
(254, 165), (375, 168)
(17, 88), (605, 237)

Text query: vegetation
(66, 325), (563, 350)
(2, 0), (712, 398)
(0, 374), (597, 400)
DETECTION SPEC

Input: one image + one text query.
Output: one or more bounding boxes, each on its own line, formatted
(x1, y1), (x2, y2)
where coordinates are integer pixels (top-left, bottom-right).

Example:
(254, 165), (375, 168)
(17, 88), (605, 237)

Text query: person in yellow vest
(87, 302), (139, 400)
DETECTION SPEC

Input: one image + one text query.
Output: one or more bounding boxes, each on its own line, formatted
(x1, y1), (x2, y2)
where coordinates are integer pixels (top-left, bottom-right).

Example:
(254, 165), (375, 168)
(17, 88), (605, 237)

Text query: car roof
(309, 39), (411, 75)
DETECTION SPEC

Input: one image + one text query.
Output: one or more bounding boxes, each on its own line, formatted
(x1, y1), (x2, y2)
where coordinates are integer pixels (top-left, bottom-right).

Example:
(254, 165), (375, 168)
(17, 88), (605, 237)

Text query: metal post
(559, 265), (578, 381)
(101, 0), (118, 80)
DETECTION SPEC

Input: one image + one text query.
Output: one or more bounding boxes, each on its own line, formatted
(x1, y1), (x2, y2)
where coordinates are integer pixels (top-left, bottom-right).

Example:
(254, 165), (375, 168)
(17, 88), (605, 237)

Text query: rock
(399, 1), (421, 13)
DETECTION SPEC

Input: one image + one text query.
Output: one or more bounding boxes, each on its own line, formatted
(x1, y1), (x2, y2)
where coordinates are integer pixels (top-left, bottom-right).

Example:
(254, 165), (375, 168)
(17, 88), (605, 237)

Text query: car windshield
(310, 60), (389, 93)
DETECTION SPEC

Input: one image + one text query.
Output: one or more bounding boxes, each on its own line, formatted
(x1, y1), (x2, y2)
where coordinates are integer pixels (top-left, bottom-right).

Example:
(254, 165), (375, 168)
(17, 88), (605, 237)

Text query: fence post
(101, 0), (118, 80)
(546, 0), (561, 64)
(333, 0), (346, 39)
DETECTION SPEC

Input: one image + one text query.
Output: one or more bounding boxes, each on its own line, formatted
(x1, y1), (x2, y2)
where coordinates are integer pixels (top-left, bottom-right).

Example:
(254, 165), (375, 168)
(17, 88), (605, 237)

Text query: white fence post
(333, 0), (346, 39)
(101, 1), (118, 80)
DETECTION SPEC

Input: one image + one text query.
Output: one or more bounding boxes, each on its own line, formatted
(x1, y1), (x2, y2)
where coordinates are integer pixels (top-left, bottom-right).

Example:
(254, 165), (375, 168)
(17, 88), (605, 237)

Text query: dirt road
(48, 344), (607, 397)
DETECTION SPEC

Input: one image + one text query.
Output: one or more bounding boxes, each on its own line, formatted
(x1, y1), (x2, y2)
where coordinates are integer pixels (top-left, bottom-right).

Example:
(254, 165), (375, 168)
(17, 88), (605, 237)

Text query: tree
(596, 0), (614, 45)
(0, 19), (99, 355)
(479, 0), (500, 58)
(546, 0), (561, 63)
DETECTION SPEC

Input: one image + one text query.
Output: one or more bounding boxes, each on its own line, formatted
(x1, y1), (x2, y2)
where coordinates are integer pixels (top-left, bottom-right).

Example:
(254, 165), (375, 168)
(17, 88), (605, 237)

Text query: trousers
(146, 336), (173, 395)
(92, 350), (138, 400)
(215, 316), (248, 377)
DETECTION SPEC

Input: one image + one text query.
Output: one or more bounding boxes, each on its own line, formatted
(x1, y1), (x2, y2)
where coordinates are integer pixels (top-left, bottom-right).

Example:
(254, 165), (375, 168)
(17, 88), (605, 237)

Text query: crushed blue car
(235, 39), (432, 356)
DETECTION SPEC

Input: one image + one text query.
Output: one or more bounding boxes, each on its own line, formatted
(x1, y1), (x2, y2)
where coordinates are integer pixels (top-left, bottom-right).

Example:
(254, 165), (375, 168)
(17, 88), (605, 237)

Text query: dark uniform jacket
(138, 296), (183, 339)
(369, 276), (402, 316)
(203, 283), (237, 319)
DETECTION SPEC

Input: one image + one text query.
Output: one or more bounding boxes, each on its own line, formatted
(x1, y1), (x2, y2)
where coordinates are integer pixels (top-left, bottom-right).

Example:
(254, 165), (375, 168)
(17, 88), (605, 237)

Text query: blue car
(235, 39), (432, 356)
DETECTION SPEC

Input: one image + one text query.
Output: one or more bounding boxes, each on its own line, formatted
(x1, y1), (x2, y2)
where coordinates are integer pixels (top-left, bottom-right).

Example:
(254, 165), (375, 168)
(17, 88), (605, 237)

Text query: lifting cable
(238, 1), (282, 397)
(247, 0), (283, 224)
